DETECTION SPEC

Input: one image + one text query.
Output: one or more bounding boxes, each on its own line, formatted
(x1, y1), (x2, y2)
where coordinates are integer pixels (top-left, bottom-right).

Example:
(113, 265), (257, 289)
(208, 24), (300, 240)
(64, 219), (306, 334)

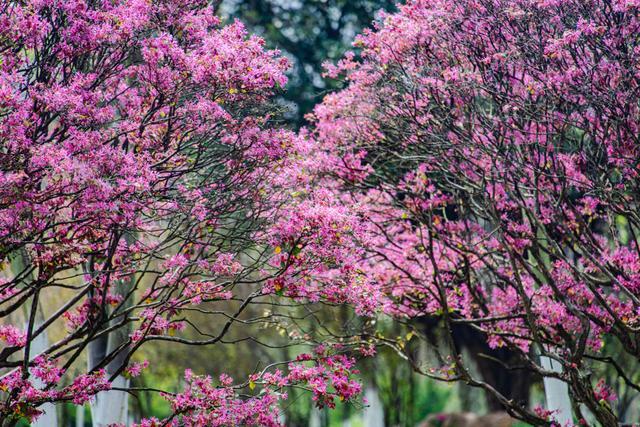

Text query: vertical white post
(76, 404), (85, 427)
(540, 355), (572, 426)
(90, 375), (129, 427)
(85, 236), (133, 427)
(87, 327), (130, 427)
(30, 329), (58, 427)
(362, 386), (384, 427)
(309, 407), (322, 427)
(11, 250), (57, 427)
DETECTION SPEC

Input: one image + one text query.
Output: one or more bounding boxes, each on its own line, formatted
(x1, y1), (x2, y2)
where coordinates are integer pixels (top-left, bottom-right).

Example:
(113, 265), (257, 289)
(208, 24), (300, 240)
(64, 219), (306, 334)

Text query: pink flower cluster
(303, 0), (640, 423)
(0, 325), (26, 348)
(0, 0), (364, 422)
(134, 349), (362, 427)
(0, 365), (109, 421)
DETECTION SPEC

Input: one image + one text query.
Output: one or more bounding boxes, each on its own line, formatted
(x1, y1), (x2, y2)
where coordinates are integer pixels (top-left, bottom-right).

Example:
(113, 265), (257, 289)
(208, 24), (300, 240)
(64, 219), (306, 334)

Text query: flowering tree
(309, 0), (640, 425)
(0, 0), (365, 425)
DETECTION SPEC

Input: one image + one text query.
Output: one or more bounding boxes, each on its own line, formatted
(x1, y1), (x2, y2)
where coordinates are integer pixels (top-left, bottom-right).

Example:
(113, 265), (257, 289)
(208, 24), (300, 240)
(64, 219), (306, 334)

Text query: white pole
(11, 250), (57, 427)
(30, 329), (58, 427)
(309, 407), (322, 427)
(362, 386), (384, 427)
(540, 355), (573, 426)
(76, 405), (85, 427)
(90, 375), (129, 427)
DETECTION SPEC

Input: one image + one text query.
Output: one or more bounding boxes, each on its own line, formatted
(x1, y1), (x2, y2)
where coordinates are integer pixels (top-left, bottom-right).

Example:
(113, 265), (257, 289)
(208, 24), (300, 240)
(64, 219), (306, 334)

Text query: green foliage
(222, 0), (396, 126)
(382, 362), (453, 424)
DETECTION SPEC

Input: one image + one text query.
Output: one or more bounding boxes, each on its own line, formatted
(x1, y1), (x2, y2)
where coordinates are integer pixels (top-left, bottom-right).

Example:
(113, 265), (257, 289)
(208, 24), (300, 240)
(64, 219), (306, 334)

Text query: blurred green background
(220, 0), (396, 127)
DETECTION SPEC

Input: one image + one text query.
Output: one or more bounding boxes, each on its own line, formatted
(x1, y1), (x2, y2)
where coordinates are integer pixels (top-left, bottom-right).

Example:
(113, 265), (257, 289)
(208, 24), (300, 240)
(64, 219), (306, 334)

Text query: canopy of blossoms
(306, 0), (640, 424)
(0, 0), (364, 425)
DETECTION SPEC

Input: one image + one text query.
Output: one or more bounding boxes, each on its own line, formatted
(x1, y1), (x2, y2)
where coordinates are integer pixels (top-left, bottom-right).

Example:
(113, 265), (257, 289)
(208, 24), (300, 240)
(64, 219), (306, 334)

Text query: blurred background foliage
(220, 0), (396, 127)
